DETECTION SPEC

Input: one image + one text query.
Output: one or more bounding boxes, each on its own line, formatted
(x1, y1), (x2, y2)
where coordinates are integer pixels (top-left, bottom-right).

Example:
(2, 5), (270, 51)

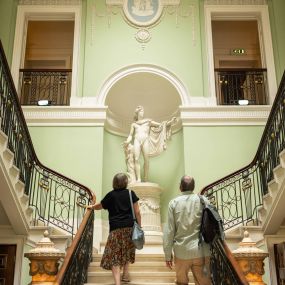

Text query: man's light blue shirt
(163, 191), (210, 261)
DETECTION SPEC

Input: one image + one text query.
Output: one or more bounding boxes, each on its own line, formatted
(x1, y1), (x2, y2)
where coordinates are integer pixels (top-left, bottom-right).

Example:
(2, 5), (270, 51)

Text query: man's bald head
(180, 175), (195, 192)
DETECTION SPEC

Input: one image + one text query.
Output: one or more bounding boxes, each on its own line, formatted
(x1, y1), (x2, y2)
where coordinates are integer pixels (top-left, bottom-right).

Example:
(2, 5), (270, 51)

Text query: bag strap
(198, 194), (206, 209)
(198, 194), (205, 246)
(198, 194), (208, 278)
(129, 190), (136, 221)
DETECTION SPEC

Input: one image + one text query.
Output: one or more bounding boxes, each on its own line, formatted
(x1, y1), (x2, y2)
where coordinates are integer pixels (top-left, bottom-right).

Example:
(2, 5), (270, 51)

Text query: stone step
(89, 261), (171, 272)
(0, 129), (7, 148)
(87, 271), (183, 283)
(93, 253), (166, 263)
(85, 282), (195, 285)
(279, 149), (285, 168)
(273, 164), (285, 184)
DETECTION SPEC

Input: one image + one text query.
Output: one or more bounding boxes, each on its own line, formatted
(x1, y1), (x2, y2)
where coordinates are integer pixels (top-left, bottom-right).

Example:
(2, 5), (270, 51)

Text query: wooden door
(0, 245), (16, 285)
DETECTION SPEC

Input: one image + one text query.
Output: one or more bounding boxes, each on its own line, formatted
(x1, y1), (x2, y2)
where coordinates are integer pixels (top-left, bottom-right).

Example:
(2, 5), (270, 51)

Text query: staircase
(85, 253), (195, 285)
(0, 128), (72, 250)
(258, 149), (285, 234)
(84, 147), (285, 285)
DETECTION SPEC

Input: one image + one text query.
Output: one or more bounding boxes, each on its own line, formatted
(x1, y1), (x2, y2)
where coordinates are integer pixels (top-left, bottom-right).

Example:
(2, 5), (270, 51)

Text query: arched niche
(98, 65), (189, 136)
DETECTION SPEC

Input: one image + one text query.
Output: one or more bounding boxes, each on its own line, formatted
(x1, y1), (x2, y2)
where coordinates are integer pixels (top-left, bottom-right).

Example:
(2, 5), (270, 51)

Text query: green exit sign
(232, 48), (246, 55)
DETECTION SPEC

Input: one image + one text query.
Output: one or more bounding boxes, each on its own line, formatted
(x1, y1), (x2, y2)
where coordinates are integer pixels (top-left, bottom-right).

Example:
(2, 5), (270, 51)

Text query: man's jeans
(174, 256), (211, 285)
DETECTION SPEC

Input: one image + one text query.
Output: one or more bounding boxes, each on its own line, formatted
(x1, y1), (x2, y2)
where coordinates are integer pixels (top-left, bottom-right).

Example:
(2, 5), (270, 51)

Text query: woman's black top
(101, 188), (139, 232)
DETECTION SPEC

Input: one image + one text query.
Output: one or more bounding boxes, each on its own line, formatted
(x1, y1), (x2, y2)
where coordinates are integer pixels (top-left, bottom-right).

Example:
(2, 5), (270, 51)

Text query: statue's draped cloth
(148, 121), (172, 157)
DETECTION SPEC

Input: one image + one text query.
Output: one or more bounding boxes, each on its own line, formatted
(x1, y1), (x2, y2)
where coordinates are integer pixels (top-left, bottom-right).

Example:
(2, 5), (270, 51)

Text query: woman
(88, 173), (141, 285)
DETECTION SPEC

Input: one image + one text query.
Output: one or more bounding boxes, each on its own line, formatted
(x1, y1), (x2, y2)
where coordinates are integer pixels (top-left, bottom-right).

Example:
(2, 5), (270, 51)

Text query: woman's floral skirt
(101, 227), (135, 270)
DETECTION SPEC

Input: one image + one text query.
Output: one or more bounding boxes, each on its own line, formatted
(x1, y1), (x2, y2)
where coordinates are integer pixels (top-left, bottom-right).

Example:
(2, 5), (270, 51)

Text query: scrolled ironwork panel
(20, 69), (71, 106)
(215, 69), (268, 105)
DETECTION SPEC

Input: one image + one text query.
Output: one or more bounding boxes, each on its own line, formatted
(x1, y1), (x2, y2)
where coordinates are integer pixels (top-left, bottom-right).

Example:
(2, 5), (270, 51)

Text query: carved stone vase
(232, 231), (269, 285)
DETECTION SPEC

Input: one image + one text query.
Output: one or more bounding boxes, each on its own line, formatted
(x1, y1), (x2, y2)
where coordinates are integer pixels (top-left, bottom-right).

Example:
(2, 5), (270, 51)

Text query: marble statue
(123, 106), (177, 183)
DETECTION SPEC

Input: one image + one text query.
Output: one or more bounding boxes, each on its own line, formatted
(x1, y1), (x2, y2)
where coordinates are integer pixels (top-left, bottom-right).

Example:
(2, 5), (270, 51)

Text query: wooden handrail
(54, 207), (95, 285)
(222, 240), (249, 284)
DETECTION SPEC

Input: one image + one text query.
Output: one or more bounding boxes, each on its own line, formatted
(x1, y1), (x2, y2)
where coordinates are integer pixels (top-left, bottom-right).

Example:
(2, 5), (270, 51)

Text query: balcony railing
(19, 69), (72, 105)
(215, 68), (268, 105)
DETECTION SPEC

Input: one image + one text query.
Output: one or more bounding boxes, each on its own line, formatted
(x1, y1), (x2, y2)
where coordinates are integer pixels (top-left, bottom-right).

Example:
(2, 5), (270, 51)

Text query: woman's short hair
(113, 173), (128, 190)
(180, 175), (195, 192)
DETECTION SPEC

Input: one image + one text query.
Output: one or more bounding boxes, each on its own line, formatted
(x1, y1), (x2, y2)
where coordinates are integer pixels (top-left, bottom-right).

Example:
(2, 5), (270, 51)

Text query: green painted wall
(28, 126), (104, 195)
(82, 0), (204, 98)
(183, 125), (264, 191)
(28, 124), (263, 223)
(269, 0), (285, 82)
(0, 0), (18, 65)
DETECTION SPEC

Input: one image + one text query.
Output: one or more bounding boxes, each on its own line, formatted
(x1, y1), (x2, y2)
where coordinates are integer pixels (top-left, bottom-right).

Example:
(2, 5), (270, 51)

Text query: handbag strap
(129, 190), (136, 221)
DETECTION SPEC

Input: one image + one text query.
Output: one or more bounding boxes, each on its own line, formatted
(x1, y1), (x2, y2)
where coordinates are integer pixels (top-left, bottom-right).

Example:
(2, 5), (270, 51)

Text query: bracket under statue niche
(91, 0), (195, 48)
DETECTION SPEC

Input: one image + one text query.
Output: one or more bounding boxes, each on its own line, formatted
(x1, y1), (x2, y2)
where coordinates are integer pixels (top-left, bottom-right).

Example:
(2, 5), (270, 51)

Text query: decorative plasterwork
(22, 106), (107, 126)
(19, 0), (81, 4)
(22, 105), (271, 129)
(180, 106), (270, 126)
(105, 0), (181, 28)
(95, 0), (193, 46)
(204, 0), (267, 4)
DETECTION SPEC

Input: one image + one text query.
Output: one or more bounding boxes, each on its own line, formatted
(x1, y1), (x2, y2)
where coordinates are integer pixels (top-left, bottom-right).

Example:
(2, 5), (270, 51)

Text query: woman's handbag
(129, 190), (145, 250)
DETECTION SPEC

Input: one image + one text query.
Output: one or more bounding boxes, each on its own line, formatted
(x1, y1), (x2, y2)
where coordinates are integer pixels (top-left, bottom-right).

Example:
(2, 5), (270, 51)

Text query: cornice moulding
(19, 0), (81, 5)
(23, 105), (271, 127)
(23, 106), (107, 126)
(180, 106), (271, 126)
(204, 0), (267, 4)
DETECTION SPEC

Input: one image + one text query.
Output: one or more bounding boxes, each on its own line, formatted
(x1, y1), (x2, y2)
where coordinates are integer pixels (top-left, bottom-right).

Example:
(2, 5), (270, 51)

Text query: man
(163, 175), (211, 285)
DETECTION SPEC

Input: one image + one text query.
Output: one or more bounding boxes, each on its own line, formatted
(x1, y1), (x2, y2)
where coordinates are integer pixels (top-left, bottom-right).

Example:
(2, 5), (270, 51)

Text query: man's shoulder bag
(198, 194), (225, 244)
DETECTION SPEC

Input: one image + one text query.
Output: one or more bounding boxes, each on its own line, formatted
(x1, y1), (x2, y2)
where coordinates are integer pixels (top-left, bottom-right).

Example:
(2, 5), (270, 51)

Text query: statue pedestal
(129, 182), (164, 253)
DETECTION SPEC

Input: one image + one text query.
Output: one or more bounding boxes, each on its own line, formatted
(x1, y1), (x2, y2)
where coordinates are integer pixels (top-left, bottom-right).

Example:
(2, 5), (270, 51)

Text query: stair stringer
(258, 149), (285, 234)
(0, 129), (72, 251)
(0, 130), (30, 234)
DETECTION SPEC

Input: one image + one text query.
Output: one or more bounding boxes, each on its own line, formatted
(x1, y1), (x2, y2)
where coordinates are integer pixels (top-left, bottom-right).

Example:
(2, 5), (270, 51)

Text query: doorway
(204, 5), (277, 105)
(211, 20), (267, 105)
(20, 20), (74, 105)
(0, 245), (16, 285)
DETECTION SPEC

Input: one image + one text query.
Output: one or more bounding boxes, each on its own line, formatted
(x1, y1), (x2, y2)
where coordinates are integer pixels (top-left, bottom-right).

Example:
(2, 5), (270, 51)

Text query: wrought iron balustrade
(0, 41), (94, 238)
(19, 68), (72, 105)
(215, 68), (268, 105)
(202, 70), (285, 230)
(56, 210), (94, 285)
(210, 239), (248, 285)
(202, 71), (285, 285)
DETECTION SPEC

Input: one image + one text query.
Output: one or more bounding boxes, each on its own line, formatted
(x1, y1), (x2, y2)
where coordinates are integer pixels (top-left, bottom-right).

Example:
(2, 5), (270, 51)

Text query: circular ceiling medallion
(123, 0), (163, 27)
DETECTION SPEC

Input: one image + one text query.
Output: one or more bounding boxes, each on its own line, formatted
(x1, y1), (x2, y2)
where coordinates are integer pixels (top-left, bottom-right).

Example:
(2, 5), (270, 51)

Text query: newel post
(232, 230), (268, 285)
(24, 231), (65, 284)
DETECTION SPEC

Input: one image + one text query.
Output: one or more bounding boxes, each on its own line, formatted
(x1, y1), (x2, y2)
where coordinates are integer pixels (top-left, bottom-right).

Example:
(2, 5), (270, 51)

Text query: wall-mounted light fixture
(238, 99), (249, 106)
(37, 100), (52, 106)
